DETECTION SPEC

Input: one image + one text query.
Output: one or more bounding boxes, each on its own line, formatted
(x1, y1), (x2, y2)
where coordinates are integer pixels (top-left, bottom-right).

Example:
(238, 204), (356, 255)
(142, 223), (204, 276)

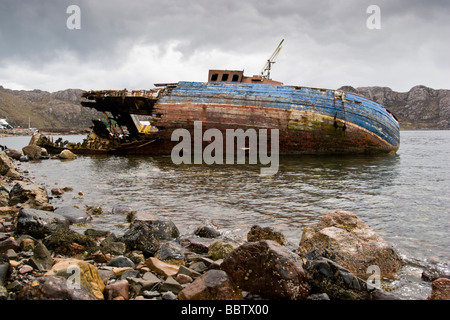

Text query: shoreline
(0, 128), (90, 139)
(1, 146), (449, 301)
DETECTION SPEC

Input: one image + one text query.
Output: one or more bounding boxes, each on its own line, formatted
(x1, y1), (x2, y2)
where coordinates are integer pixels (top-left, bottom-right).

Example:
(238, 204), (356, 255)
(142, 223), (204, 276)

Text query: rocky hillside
(1, 84), (449, 130)
(0, 86), (102, 130)
(338, 85), (450, 130)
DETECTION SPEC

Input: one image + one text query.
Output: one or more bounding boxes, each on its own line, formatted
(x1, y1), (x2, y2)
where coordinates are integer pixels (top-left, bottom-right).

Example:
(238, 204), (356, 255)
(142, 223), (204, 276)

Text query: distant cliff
(0, 86), (102, 130)
(338, 85), (450, 130)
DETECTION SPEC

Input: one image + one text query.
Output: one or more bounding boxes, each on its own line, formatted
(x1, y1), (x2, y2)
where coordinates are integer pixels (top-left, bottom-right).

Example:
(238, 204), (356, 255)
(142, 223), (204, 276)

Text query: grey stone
(143, 290), (161, 299)
(307, 293), (330, 300)
(106, 256), (135, 269)
(84, 229), (110, 238)
(305, 258), (400, 300)
(111, 204), (134, 215)
(16, 208), (69, 238)
(6, 280), (22, 292)
(54, 206), (89, 224)
(0, 285), (7, 300)
(156, 242), (185, 261)
(142, 271), (163, 284)
(160, 277), (183, 294)
(177, 265), (201, 279)
(5, 249), (18, 260)
(27, 241), (54, 271)
(120, 269), (140, 280)
(194, 220), (221, 238)
(189, 261), (208, 274)
(162, 291), (177, 300)
(0, 261), (9, 286)
(127, 275), (162, 296)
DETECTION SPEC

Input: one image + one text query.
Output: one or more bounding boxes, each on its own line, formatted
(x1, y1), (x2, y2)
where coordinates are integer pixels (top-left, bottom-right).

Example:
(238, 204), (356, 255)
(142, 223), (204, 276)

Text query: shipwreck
(32, 41), (400, 156)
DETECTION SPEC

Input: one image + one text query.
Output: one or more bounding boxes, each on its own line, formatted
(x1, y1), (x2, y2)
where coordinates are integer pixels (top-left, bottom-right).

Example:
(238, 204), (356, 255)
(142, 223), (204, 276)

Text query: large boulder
(121, 220), (160, 257)
(4, 149), (23, 161)
(22, 145), (48, 160)
(0, 151), (20, 179)
(305, 258), (399, 300)
(9, 181), (53, 211)
(121, 219), (179, 257)
(43, 229), (96, 256)
(18, 275), (97, 300)
(298, 211), (403, 279)
(221, 240), (311, 300)
(428, 278), (450, 300)
(247, 225), (286, 245)
(45, 258), (105, 300)
(178, 270), (242, 300)
(57, 149), (77, 160)
(16, 208), (69, 238)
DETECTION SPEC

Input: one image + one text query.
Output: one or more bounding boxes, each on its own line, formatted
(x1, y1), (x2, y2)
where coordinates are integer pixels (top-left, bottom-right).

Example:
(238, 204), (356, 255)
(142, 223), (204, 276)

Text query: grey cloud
(0, 0), (449, 91)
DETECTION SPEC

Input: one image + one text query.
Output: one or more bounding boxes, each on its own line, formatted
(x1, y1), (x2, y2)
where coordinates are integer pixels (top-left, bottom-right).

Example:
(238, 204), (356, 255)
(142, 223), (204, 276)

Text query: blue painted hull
(152, 81), (400, 154)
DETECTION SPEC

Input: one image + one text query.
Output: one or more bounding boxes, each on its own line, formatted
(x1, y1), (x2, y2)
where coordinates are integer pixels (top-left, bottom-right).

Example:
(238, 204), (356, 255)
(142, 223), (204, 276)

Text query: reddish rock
(221, 240), (310, 300)
(176, 273), (193, 284)
(145, 257), (179, 278)
(19, 265), (34, 274)
(18, 275), (96, 300)
(104, 279), (130, 300)
(0, 233), (19, 254)
(51, 188), (65, 196)
(428, 278), (450, 300)
(178, 270), (242, 300)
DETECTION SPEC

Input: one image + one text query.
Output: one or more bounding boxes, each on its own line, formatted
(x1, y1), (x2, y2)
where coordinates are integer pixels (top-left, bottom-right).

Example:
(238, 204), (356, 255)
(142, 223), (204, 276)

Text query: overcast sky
(0, 0), (449, 92)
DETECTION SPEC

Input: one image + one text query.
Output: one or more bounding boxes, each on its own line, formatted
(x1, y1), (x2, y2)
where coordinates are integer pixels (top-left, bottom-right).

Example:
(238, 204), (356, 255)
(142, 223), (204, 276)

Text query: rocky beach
(0, 145), (449, 302)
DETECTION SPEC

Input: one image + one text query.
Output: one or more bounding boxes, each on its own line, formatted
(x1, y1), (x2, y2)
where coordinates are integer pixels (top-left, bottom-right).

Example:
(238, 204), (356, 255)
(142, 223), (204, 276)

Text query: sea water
(2, 130), (449, 299)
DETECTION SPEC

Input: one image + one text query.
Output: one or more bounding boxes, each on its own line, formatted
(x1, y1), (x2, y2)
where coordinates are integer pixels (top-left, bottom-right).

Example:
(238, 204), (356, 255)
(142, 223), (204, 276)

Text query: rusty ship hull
(75, 80), (399, 156)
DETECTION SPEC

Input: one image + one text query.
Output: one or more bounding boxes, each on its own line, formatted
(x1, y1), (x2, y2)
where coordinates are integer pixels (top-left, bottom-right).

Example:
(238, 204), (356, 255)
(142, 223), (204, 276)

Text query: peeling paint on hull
(146, 103), (398, 156)
(78, 81), (400, 156)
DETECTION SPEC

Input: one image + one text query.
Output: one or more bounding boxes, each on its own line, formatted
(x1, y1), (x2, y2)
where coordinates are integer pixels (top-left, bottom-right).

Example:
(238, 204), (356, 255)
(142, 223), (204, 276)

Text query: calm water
(1, 131), (449, 299)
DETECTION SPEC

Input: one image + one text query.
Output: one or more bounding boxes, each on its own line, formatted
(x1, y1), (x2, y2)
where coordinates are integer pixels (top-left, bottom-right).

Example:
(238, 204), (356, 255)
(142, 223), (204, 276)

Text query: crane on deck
(260, 39), (284, 80)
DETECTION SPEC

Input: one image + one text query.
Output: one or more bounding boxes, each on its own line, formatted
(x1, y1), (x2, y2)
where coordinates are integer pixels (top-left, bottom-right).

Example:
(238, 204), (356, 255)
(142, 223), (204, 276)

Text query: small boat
(33, 41), (400, 156)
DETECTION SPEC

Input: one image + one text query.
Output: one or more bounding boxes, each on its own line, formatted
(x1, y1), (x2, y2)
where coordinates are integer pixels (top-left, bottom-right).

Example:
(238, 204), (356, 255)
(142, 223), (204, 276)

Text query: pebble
(18, 265), (33, 274)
